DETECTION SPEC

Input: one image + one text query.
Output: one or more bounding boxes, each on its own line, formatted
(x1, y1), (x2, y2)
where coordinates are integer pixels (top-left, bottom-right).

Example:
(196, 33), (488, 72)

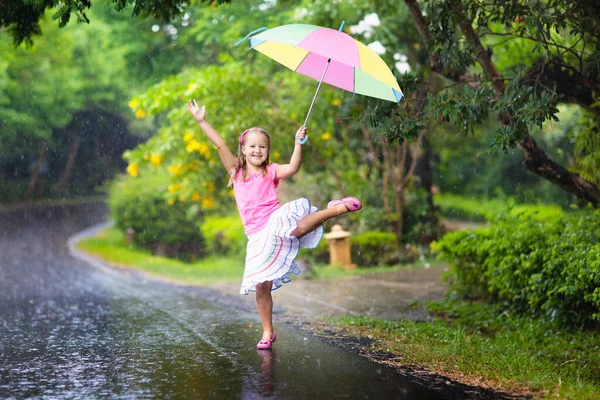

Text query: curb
(66, 221), (126, 279)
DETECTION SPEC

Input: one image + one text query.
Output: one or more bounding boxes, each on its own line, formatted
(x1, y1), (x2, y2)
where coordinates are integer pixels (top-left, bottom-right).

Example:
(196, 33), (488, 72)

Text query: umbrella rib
(293, 47), (311, 73)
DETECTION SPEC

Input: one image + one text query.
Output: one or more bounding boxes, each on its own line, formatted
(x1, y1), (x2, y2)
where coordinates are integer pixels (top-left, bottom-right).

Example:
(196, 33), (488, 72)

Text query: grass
(76, 227), (433, 285)
(435, 193), (565, 222)
(76, 227), (245, 285)
(332, 301), (600, 399)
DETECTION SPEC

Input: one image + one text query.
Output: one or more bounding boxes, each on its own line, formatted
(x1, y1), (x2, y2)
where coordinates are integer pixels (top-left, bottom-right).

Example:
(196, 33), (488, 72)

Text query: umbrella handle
(298, 127), (309, 144)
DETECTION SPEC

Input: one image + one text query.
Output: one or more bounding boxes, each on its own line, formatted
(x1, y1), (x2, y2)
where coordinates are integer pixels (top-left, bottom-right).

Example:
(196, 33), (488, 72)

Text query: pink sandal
(327, 197), (362, 212)
(256, 332), (277, 350)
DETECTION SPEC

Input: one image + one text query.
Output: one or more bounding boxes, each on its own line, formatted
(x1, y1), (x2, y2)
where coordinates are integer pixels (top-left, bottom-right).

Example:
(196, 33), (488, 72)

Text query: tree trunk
(387, 145), (404, 247)
(361, 123), (393, 231)
(59, 134), (81, 196)
(404, 0), (600, 207)
(25, 142), (48, 202)
(518, 133), (600, 204)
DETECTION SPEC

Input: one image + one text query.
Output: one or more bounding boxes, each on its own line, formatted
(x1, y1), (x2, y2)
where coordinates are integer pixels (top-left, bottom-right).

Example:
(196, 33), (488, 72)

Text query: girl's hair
(228, 127), (271, 187)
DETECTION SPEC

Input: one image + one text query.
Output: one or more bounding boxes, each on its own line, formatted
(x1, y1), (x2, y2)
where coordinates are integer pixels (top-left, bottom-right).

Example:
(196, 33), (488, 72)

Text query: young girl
(187, 99), (362, 350)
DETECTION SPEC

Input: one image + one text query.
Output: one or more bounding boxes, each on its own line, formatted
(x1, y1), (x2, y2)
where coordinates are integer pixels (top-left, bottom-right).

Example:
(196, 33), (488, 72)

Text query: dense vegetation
(433, 210), (600, 327)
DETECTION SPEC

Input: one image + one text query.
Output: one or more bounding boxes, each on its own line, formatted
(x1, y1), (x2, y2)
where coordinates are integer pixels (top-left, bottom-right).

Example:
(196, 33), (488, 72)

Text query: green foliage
(572, 115), (600, 185)
(0, 21), (84, 146)
(200, 215), (245, 259)
(1, 0), (228, 46)
(432, 210), (600, 327)
(108, 171), (204, 257)
(303, 238), (329, 265)
(428, 85), (495, 135)
(351, 232), (418, 267)
(435, 193), (565, 222)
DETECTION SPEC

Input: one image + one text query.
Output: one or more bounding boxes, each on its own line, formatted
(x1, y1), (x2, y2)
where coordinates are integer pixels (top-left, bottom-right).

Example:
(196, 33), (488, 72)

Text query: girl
(187, 99), (362, 350)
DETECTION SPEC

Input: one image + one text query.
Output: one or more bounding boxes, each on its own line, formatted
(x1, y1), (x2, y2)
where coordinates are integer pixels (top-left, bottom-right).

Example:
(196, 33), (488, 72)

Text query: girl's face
(242, 131), (270, 168)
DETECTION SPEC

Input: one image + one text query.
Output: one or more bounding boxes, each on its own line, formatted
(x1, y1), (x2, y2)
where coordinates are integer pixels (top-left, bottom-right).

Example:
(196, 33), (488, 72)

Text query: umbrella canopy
(249, 23), (403, 103)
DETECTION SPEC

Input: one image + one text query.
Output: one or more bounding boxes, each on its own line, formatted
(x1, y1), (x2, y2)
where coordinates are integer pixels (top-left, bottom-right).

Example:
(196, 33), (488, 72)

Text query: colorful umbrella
(237, 22), (403, 143)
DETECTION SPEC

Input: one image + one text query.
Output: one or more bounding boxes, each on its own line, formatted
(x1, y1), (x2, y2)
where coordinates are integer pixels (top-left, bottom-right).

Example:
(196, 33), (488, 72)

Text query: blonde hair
(228, 127), (271, 187)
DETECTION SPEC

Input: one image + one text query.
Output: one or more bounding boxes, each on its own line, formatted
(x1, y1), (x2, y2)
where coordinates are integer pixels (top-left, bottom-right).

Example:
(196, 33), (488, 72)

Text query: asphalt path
(0, 203), (441, 399)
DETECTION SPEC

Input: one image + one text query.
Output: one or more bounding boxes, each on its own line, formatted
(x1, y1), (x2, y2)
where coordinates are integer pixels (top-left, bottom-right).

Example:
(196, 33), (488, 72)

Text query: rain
(1, 1), (599, 399)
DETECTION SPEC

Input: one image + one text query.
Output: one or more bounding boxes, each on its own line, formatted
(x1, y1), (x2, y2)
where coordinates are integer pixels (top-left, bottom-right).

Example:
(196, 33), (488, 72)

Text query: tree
(0, 8), (138, 200)
(401, 0), (600, 207)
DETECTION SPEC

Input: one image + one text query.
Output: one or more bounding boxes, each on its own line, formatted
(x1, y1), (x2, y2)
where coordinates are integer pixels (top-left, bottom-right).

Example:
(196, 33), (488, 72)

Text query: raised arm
(276, 126), (307, 179)
(187, 99), (237, 173)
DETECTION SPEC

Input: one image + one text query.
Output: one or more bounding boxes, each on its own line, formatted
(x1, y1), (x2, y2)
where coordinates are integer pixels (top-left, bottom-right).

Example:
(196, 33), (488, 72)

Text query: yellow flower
(273, 152), (280, 159)
(413, 43), (421, 50)
(229, 189), (234, 197)
(192, 193), (202, 202)
(186, 140), (212, 158)
(149, 154), (162, 166)
(211, 103), (217, 108)
(168, 184), (182, 193)
(183, 132), (194, 142)
(143, 153), (150, 161)
(207, 182), (215, 193)
(202, 197), (215, 208)
(128, 98), (139, 110)
(135, 109), (146, 118)
(126, 163), (139, 177)
(179, 194), (186, 202)
(186, 140), (201, 153)
(332, 99), (342, 106)
(321, 132), (332, 141)
(168, 198), (175, 205)
(168, 165), (183, 176)
(198, 142), (211, 158)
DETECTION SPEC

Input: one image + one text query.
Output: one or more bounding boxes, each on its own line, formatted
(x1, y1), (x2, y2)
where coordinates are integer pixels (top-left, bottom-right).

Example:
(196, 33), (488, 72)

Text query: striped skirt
(239, 197), (323, 295)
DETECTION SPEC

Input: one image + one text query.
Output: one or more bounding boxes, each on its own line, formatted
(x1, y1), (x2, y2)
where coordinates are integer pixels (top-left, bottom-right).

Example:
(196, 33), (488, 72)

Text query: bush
(351, 232), (418, 267)
(303, 238), (329, 264)
(200, 215), (246, 259)
(432, 210), (600, 327)
(108, 172), (204, 259)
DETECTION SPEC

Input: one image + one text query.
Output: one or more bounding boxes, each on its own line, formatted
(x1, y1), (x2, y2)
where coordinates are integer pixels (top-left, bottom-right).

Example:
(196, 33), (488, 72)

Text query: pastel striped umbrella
(237, 22), (403, 143)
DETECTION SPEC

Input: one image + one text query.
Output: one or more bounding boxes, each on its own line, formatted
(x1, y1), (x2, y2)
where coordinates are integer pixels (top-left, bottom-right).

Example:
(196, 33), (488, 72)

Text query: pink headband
(240, 129), (249, 145)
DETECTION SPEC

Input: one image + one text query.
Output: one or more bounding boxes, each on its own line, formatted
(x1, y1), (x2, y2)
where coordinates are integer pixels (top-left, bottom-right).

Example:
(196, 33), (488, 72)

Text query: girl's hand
(187, 99), (206, 123)
(295, 126), (307, 142)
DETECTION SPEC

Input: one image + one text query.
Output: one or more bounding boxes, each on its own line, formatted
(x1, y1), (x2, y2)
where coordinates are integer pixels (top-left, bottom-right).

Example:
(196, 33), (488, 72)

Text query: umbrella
(236, 22), (403, 143)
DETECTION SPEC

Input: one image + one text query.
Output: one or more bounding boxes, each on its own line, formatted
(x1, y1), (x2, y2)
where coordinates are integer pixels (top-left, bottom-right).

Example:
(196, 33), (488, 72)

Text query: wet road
(0, 203), (440, 399)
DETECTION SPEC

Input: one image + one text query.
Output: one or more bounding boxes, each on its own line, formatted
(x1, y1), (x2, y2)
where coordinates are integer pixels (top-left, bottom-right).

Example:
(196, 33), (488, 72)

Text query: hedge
(432, 210), (600, 327)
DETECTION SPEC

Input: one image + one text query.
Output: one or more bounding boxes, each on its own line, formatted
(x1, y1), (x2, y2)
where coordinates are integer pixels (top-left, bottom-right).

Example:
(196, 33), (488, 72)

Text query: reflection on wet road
(0, 203), (440, 398)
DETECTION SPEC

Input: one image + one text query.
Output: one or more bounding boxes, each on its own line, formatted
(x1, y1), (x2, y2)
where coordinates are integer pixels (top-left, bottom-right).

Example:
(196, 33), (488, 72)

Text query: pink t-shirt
(233, 163), (281, 235)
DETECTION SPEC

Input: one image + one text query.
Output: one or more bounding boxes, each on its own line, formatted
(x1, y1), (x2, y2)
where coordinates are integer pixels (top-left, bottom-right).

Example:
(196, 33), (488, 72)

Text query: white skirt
(239, 197), (323, 295)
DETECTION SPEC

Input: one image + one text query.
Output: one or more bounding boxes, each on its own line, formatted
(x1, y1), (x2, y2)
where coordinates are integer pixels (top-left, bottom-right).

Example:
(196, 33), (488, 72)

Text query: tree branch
(404, 0), (600, 206)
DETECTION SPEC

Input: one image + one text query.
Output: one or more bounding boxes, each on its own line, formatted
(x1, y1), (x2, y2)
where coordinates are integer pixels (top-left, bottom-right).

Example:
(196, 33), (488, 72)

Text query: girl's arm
(276, 126), (307, 179)
(187, 99), (237, 173)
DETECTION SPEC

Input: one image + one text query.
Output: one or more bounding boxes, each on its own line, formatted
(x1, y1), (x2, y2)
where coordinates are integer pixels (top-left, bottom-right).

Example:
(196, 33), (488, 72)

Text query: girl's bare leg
(255, 281), (274, 341)
(290, 203), (349, 238)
